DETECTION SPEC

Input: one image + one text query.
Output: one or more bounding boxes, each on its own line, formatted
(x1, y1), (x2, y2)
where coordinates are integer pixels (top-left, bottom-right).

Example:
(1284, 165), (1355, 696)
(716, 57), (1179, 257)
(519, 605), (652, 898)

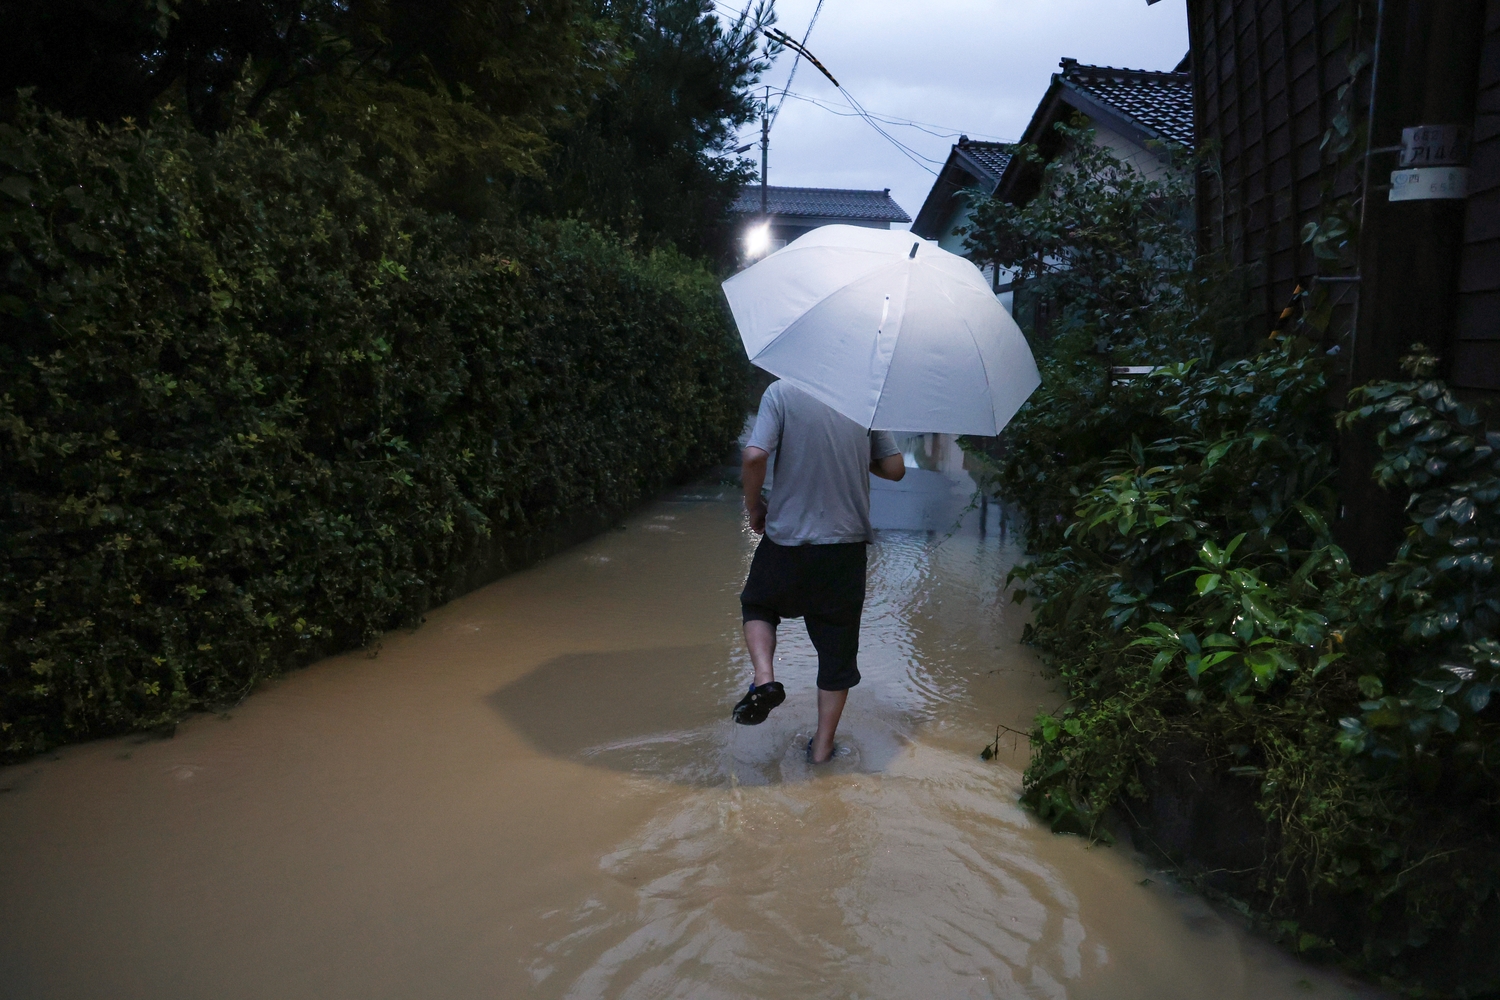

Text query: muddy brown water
(0, 471), (1385, 999)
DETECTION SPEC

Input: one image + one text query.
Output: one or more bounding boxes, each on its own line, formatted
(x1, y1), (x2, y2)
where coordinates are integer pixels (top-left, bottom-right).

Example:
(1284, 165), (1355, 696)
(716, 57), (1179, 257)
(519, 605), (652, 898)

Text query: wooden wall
(1452, 4), (1500, 392)
(1189, 0), (1362, 349)
(1188, 0), (1496, 565)
(1192, 1), (1500, 390)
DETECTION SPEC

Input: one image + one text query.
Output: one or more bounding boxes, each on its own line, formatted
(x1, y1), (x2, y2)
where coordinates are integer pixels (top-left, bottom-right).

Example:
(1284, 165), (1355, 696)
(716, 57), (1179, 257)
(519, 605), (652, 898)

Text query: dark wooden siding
(1192, 0), (1499, 394)
(1189, 0), (1362, 347)
(1451, 2), (1500, 391)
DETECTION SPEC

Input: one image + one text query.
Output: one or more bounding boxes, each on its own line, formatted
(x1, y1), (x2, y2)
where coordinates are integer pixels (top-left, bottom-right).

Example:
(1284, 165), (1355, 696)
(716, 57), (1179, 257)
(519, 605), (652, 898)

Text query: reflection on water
(0, 475), (1383, 999)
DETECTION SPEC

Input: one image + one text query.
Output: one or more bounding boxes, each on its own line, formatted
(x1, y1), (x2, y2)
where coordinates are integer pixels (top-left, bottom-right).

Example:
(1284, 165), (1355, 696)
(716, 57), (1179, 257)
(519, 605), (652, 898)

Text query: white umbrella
(722, 224), (1040, 435)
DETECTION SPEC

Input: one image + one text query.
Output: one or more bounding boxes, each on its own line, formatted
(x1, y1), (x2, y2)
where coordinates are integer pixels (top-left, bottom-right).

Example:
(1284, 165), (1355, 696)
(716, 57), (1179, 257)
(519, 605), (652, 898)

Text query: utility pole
(757, 27), (840, 221)
(760, 85), (770, 218)
(750, 31), (837, 248)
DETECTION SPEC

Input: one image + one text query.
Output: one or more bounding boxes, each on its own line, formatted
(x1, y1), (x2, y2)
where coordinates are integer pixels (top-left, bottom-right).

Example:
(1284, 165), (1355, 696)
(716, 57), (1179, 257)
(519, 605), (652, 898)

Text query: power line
(770, 0), (827, 128)
(835, 86), (941, 174)
(732, 86), (942, 175)
(708, 0), (750, 18)
(736, 92), (1011, 147)
(764, 27), (838, 87)
(776, 91), (1014, 143)
(707, 1), (762, 30)
(761, 28), (939, 174)
(721, 11), (961, 178)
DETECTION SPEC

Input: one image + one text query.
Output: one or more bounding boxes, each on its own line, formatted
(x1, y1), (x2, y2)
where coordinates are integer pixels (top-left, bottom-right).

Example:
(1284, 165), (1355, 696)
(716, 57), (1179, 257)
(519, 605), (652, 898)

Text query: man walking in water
(732, 379), (905, 763)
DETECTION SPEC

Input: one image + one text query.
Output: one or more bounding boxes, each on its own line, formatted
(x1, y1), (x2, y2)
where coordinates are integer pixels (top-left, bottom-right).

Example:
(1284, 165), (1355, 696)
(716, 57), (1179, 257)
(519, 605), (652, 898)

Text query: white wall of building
(1089, 120), (1173, 181)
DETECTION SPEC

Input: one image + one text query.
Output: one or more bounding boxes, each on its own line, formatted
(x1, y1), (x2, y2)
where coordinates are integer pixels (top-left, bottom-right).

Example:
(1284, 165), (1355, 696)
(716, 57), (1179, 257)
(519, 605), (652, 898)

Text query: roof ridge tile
(731, 184), (911, 222)
(1055, 58), (1195, 149)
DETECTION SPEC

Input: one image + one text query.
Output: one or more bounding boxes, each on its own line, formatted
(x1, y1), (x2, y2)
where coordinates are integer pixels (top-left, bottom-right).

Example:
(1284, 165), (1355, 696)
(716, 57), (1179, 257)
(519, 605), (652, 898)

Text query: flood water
(0, 469), (1384, 999)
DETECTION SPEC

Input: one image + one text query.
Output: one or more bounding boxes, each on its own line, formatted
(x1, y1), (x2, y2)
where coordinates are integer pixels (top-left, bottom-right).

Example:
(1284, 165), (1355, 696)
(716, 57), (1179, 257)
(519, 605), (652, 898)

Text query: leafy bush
(961, 120), (1244, 556)
(964, 121), (1203, 357)
(0, 104), (745, 757)
(1338, 348), (1500, 773)
(968, 124), (1500, 993)
(1007, 338), (1355, 835)
(1002, 342), (1500, 987)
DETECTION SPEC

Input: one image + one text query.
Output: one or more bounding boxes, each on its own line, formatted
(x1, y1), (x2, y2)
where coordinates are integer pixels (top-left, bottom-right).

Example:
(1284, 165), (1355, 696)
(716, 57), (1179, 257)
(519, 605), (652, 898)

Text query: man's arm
(870, 452), (905, 481)
(743, 445), (770, 533)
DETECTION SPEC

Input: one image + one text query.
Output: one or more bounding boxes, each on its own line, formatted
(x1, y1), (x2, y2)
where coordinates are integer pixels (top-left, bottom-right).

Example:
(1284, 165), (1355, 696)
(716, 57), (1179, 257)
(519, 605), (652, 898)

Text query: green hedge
(0, 108), (746, 758)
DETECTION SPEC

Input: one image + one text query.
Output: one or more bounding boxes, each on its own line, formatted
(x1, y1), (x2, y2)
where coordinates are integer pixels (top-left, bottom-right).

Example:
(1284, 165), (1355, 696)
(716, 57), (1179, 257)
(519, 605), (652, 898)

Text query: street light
(744, 221), (771, 258)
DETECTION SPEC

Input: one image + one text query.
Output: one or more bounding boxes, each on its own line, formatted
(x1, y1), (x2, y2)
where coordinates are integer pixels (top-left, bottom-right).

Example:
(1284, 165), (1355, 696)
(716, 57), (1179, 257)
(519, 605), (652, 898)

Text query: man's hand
(870, 452), (906, 482)
(748, 497), (767, 534)
(742, 445), (770, 534)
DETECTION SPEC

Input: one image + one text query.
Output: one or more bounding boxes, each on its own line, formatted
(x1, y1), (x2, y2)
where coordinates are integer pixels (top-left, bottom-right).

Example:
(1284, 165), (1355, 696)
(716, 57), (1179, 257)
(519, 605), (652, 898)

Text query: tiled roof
(732, 185), (911, 222)
(955, 139), (1012, 182)
(1058, 58), (1194, 148)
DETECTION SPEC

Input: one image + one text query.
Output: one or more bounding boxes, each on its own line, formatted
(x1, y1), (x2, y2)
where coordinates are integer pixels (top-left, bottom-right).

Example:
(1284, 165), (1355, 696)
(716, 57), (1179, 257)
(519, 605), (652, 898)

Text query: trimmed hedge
(0, 108), (746, 758)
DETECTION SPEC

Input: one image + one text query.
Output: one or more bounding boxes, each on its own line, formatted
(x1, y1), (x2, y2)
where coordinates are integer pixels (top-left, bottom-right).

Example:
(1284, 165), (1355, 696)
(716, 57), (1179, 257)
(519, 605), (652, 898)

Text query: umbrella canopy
(722, 225), (1040, 436)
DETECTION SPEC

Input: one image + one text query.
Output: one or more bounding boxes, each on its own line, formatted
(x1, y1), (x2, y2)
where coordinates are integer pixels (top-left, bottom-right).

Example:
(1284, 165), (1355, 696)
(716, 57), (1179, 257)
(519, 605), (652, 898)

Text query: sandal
(732, 681), (785, 725)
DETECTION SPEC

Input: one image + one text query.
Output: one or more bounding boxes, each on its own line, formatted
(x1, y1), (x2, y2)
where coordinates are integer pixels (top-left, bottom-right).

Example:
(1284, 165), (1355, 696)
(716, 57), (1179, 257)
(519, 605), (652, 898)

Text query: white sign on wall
(1399, 125), (1470, 167)
(1390, 124), (1471, 201)
(1389, 167), (1470, 201)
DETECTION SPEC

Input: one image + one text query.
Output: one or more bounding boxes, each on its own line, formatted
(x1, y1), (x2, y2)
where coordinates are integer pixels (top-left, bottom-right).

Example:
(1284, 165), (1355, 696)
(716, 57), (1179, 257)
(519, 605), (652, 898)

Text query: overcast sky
(728, 0), (1189, 224)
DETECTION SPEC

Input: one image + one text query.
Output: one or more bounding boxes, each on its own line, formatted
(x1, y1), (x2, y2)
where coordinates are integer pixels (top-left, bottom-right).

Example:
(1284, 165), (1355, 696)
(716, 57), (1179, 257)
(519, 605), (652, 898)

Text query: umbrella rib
(866, 263), (914, 430)
(746, 254), (906, 363)
(962, 314), (999, 435)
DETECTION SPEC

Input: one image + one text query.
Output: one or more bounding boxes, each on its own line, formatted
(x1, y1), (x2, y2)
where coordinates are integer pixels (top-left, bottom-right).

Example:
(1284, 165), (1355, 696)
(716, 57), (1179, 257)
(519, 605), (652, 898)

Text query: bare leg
(811, 688), (848, 763)
(745, 619), (777, 687)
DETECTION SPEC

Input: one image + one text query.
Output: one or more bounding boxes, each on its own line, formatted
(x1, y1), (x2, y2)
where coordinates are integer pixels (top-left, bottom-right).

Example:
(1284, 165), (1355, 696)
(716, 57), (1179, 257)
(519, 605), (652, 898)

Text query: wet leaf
(1246, 650), (1279, 684)
(0, 175), (32, 202)
(1314, 652), (1344, 675)
(1243, 593), (1278, 625)
(1466, 685), (1492, 713)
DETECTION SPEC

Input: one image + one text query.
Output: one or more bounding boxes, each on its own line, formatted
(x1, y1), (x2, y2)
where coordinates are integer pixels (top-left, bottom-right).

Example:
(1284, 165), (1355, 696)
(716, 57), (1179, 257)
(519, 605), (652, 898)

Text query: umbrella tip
(909, 242), (919, 259)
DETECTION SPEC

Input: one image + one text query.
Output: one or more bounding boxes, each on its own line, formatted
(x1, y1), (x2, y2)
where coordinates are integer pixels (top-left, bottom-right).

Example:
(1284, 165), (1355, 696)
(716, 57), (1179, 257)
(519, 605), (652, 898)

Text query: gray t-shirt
(747, 381), (901, 545)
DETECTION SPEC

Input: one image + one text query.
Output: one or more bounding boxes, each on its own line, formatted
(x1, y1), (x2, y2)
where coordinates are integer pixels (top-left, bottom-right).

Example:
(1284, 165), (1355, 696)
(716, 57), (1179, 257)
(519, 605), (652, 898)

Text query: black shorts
(740, 537), (867, 691)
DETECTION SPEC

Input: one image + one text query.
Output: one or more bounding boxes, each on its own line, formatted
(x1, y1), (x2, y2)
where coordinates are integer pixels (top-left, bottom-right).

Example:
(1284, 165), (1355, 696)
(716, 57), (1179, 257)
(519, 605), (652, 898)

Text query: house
(732, 185), (910, 259)
(996, 57), (1194, 203)
(1181, 0), (1497, 563)
(909, 138), (1013, 256)
(910, 58), (1193, 318)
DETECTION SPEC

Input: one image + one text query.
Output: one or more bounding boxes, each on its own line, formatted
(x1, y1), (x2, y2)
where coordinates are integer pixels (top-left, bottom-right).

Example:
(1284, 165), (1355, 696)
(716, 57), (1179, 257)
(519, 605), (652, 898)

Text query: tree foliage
(1, 0), (774, 253)
(520, 0), (773, 264)
(961, 121), (1241, 556)
(4, 0), (606, 153)
(964, 120), (1206, 357)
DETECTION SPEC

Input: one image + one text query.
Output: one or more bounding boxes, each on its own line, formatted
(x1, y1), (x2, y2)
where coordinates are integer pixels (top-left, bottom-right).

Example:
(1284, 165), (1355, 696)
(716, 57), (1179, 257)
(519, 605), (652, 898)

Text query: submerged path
(0, 469), (1384, 999)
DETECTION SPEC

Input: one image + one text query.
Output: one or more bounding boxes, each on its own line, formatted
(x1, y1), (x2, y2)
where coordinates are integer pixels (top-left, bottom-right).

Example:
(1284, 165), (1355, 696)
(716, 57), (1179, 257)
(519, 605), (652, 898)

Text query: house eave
(911, 146), (1008, 239)
(912, 154), (976, 239)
